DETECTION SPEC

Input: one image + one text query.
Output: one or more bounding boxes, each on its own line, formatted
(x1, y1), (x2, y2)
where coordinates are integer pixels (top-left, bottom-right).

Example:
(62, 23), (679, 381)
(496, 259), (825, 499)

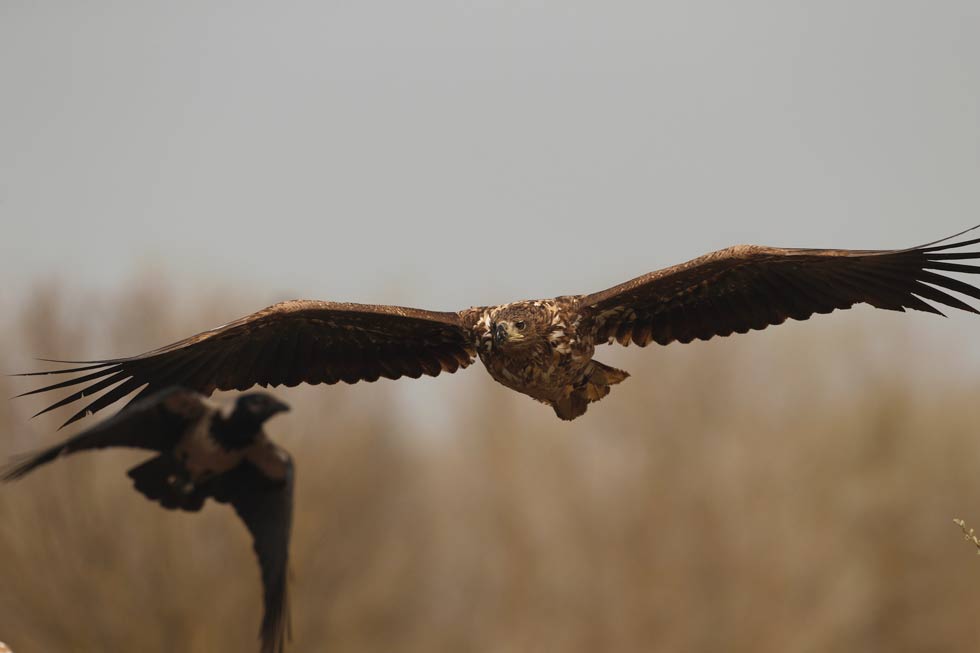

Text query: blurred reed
(2, 279), (980, 652)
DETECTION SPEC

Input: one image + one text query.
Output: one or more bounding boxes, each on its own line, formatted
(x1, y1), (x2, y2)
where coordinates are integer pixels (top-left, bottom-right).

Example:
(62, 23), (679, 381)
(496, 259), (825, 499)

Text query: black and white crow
(2, 387), (294, 653)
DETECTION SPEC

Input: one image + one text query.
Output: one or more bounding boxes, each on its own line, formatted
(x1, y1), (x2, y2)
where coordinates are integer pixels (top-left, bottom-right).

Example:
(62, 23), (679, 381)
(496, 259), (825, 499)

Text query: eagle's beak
(494, 322), (509, 346)
(494, 321), (525, 346)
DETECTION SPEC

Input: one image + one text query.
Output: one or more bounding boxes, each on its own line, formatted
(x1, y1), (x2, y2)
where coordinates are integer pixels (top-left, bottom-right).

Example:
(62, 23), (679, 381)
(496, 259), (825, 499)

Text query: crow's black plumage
(2, 387), (294, 653)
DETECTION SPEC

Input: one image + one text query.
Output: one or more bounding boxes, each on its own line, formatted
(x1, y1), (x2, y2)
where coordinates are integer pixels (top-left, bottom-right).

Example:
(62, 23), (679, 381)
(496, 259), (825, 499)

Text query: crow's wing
(207, 446), (294, 653)
(2, 388), (207, 480)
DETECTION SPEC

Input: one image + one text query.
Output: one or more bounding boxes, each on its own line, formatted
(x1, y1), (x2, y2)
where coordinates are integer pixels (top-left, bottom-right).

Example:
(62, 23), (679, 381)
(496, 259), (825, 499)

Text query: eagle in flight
(18, 227), (980, 424)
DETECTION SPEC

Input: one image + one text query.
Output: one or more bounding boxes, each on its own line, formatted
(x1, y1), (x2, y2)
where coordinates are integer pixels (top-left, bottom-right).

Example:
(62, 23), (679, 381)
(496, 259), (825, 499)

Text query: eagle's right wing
(19, 301), (476, 427)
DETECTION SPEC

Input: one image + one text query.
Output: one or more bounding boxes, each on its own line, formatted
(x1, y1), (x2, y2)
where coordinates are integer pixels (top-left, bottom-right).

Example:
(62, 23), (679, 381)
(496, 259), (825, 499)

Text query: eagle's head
(489, 302), (553, 351)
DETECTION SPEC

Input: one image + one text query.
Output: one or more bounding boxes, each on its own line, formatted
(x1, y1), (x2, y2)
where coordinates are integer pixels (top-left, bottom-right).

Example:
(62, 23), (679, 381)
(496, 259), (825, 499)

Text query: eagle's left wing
(17, 300), (478, 428)
(579, 227), (980, 347)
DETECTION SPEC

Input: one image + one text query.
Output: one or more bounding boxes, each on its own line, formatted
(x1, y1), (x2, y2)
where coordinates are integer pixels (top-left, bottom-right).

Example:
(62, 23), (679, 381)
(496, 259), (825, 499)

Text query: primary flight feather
(18, 226), (980, 422)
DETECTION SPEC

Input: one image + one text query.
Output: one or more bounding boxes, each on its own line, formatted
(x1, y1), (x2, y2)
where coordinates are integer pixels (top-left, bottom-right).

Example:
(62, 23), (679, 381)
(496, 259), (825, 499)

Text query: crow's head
(233, 392), (291, 424)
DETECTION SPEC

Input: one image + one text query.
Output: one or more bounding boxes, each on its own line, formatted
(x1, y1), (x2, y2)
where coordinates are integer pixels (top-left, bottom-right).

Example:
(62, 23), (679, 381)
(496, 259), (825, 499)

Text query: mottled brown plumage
(18, 226), (980, 421)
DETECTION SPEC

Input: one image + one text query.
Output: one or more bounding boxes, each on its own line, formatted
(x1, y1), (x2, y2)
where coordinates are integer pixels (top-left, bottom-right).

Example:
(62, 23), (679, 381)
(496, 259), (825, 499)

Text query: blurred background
(3, 1), (980, 651)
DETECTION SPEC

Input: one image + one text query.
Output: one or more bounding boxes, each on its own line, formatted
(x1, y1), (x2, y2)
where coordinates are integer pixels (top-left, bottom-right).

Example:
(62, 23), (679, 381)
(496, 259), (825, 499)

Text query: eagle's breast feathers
(464, 298), (620, 419)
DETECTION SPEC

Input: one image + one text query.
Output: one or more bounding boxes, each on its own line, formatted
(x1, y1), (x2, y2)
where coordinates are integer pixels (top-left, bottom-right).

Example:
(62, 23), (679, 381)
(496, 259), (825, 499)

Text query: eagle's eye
(515, 321), (526, 330)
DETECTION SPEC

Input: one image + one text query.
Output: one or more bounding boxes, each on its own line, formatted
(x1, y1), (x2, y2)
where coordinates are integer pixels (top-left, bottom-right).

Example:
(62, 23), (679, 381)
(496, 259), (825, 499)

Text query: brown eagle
(18, 227), (980, 423)
(3, 388), (293, 653)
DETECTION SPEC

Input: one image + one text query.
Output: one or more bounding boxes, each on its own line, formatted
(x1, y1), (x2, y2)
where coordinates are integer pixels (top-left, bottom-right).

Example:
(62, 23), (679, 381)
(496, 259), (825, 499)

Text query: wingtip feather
(915, 223), (980, 251)
(12, 360), (118, 377)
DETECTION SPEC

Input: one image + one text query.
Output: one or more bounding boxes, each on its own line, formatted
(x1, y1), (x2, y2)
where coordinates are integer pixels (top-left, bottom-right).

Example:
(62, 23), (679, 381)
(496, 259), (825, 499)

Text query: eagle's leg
(551, 360), (630, 420)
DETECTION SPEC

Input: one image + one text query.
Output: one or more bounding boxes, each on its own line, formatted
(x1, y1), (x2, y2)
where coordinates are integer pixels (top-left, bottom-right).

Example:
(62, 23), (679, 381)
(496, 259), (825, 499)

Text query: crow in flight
(3, 388), (293, 653)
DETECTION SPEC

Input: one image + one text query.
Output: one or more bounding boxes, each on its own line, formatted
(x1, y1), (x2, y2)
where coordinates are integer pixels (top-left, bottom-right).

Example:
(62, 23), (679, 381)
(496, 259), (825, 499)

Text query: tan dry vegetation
(2, 281), (980, 652)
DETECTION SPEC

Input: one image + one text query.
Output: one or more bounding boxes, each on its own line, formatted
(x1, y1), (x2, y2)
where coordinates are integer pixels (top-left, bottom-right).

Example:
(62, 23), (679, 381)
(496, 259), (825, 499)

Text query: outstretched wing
(1, 388), (207, 480)
(19, 300), (476, 427)
(207, 449), (294, 653)
(580, 227), (980, 347)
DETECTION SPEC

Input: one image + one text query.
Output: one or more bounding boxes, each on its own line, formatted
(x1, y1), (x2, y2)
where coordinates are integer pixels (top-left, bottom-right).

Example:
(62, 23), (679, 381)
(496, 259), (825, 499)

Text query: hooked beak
(494, 322), (509, 346)
(493, 321), (525, 347)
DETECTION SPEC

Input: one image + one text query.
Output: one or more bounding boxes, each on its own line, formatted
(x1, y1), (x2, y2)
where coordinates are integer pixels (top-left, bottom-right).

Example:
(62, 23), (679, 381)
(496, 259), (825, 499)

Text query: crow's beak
(271, 399), (291, 415)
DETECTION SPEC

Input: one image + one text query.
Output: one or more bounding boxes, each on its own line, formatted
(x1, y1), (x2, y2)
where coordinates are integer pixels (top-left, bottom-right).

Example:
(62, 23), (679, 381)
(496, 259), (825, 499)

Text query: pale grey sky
(2, 1), (979, 339)
(3, 0), (980, 436)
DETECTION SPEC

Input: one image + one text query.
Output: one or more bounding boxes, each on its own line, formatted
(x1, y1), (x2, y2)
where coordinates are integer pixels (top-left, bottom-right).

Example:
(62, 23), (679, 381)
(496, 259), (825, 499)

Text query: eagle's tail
(552, 360), (629, 421)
